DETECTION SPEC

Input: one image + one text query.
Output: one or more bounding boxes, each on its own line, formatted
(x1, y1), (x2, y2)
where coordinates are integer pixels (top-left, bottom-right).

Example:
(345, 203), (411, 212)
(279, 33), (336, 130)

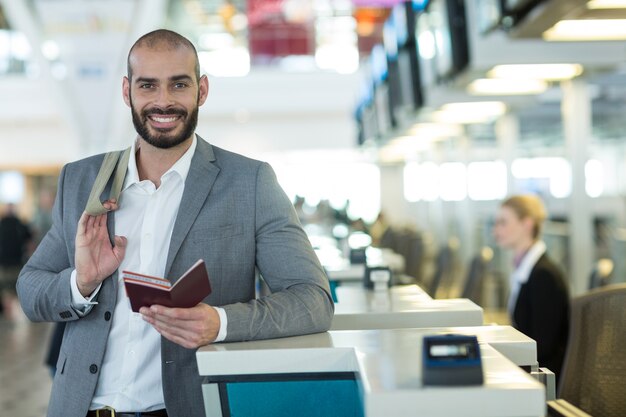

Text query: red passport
(122, 259), (212, 312)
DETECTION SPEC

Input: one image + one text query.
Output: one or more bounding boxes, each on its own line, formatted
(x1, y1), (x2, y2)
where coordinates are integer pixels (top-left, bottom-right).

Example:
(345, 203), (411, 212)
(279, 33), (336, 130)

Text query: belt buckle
(96, 406), (116, 417)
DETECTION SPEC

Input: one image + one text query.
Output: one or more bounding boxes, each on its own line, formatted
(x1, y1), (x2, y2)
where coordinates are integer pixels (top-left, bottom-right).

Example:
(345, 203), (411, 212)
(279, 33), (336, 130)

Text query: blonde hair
(501, 194), (547, 239)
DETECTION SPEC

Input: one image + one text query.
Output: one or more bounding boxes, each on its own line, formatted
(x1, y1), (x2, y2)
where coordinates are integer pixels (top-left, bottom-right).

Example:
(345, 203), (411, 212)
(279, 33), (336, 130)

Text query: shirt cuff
(70, 269), (101, 314)
(213, 306), (228, 342)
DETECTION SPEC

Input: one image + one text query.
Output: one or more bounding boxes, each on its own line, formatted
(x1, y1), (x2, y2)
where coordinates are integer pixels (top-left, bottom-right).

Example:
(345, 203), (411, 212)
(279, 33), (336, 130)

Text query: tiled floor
(0, 308), (53, 417)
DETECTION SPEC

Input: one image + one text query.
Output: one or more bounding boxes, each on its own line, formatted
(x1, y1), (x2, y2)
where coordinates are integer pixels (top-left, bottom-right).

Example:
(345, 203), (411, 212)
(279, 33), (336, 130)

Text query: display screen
(428, 0), (453, 79)
(392, 3), (409, 47)
(428, 341), (477, 360)
(504, 0), (536, 13)
(370, 44), (388, 85)
(476, 0), (502, 34)
(430, 343), (468, 357)
(412, 0), (430, 12)
(383, 19), (399, 60)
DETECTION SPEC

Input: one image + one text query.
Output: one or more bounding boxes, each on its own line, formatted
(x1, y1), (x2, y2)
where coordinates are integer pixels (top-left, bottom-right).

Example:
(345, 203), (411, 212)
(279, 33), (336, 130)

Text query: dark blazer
(512, 253), (570, 382)
(17, 137), (334, 417)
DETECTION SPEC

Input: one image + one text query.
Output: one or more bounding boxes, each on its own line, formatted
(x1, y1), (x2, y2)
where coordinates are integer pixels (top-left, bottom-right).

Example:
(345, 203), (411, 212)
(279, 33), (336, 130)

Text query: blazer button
(104, 311), (111, 321)
(89, 364), (98, 374)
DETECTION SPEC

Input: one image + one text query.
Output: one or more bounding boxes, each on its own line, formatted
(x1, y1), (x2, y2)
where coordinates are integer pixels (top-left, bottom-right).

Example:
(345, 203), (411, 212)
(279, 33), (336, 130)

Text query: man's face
(123, 46), (208, 149)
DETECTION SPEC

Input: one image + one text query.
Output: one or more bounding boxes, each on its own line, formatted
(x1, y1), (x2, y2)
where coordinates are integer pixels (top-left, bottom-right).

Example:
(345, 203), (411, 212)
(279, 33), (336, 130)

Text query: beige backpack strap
(84, 147), (131, 216)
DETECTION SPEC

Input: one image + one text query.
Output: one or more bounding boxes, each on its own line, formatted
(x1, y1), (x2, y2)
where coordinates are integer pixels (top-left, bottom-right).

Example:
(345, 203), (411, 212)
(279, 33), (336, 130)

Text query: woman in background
(494, 194), (570, 384)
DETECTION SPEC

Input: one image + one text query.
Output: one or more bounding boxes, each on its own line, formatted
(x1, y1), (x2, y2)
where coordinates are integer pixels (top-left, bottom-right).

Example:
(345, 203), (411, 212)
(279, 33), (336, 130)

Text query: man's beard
(130, 97), (199, 149)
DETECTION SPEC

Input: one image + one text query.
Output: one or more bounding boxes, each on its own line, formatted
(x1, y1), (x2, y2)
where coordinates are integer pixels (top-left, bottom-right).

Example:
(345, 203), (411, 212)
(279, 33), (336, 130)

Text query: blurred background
(2, 0), (626, 413)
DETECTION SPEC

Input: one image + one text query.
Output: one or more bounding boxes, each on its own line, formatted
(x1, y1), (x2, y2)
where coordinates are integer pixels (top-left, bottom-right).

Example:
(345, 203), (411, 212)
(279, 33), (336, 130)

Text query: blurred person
(493, 194), (569, 384)
(17, 29), (333, 417)
(369, 211), (389, 247)
(0, 203), (32, 318)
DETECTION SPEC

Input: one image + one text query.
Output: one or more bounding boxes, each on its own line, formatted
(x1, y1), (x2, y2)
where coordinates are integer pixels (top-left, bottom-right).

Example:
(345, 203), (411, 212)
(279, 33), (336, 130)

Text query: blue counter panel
(224, 378), (364, 417)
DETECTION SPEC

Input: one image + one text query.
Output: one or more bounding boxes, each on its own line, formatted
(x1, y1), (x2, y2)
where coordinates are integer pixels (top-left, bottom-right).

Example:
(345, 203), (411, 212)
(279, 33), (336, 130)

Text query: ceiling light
(468, 78), (548, 95)
(41, 40), (60, 61)
(544, 19), (626, 41)
(487, 64), (584, 81)
(587, 0), (626, 9)
(407, 123), (463, 139)
(433, 101), (506, 124)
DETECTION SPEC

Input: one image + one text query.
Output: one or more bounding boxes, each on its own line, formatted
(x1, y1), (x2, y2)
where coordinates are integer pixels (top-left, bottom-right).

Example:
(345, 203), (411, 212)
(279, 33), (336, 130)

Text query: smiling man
(17, 29), (334, 417)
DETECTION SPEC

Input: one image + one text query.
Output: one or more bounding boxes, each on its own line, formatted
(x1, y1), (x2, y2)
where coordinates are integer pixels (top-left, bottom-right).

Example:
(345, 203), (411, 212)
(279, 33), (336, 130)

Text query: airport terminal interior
(1, 0), (626, 416)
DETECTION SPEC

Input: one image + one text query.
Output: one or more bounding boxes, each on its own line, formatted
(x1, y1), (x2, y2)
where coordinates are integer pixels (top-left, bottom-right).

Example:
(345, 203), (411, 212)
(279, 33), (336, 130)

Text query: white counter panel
(197, 327), (544, 417)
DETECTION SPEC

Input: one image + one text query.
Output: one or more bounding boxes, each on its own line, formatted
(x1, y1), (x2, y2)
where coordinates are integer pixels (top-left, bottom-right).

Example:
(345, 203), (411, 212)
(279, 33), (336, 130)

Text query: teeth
(151, 116), (178, 123)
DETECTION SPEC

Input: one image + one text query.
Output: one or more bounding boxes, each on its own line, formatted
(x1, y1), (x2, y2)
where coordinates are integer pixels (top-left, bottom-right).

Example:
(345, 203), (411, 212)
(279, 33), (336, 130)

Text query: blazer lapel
(164, 137), (220, 277)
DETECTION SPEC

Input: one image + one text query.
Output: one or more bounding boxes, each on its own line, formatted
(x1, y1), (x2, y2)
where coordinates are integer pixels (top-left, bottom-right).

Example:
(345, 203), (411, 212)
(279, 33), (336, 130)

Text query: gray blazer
(17, 137), (334, 417)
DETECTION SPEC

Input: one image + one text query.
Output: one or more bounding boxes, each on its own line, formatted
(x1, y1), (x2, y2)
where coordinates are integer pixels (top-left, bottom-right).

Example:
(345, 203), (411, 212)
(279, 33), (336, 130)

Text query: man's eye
(174, 82), (188, 89)
(139, 83), (154, 89)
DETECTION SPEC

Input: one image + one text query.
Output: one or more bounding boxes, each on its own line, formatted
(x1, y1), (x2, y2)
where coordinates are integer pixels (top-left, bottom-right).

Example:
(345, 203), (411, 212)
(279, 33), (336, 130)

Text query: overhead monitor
(501, 0), (545, 27)
(370, 43), (388, 85)
(392, 2), (410, 47)
(504, 0), (538, 13)
(412, 0), (431, 12)
(476, 0), (503, 34)
(374, 82), (393, 136)
(383, 19), (399, 61)
(415, 0), (468, 85)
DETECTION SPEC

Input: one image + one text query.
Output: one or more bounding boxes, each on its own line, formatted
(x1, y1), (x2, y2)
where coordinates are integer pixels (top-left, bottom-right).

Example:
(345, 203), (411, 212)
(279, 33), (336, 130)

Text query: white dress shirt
(507, 240), (547, 320)
(70, 136), (227, 411)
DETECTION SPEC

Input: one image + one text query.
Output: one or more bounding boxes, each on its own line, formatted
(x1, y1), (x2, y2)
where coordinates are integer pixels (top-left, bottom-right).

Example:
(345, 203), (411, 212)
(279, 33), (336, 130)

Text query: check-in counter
(323, 247), (405, 283)
(197, 327), (545, 417)
(331, 285), (484, 330)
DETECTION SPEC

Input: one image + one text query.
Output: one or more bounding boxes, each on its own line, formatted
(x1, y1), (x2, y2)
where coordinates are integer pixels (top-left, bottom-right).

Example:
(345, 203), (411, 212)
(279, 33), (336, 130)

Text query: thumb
(113, 235), (127, 260)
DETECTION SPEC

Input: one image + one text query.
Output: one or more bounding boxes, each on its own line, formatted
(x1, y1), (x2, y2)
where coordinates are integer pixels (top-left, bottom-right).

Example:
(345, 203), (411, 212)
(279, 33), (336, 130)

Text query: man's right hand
(75, 201), (127, 297)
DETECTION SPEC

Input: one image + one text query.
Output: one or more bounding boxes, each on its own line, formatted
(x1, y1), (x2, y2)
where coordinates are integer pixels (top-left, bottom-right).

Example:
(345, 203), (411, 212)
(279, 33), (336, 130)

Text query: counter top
(197, 327), (544, 417)
(331, 285), (484, 330)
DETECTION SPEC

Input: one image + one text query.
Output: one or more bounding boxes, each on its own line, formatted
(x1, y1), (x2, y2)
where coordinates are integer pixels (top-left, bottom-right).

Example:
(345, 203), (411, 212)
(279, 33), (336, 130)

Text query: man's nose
(155, 87), (174, 107)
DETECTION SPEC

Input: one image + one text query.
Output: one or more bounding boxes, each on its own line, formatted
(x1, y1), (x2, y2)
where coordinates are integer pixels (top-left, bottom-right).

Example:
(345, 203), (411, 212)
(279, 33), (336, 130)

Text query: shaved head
(127, 29), (200, 81)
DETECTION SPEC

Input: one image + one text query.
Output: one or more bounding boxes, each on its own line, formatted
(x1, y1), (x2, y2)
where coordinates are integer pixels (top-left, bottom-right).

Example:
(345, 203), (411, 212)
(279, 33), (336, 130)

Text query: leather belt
(86, 408), (168, 417)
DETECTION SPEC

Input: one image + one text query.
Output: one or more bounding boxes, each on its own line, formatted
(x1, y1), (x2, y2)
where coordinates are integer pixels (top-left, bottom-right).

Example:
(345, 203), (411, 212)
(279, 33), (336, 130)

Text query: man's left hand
(139, 303), (220, 349)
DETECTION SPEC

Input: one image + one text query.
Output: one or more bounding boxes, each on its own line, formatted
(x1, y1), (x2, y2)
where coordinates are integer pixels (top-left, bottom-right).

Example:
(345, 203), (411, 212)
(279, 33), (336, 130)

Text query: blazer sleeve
(222, 162), (334, 341)
(526, 265), (569, 362)
(16, 165), (81, 323)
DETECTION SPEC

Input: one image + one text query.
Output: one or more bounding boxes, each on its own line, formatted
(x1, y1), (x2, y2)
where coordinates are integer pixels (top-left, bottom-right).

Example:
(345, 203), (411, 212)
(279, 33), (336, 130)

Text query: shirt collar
(512, 240), (547, 285)
(123, 135), (197, 190)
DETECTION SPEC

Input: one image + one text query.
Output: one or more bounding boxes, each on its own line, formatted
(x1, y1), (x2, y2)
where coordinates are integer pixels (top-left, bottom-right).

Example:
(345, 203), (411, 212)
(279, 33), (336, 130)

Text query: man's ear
(122, 76), (131, 107)
(198, 75), (209, 106)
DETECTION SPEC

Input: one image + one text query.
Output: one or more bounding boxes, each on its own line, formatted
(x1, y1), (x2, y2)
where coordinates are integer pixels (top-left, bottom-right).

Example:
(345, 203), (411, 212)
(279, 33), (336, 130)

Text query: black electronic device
(422, 334), (484, 386)
(363, 266), (392, 290)
(350, 248), (367, 265)
(475, 0), (503, 34)
(420, 0), (469, 83)
(501, 0), (545, 29)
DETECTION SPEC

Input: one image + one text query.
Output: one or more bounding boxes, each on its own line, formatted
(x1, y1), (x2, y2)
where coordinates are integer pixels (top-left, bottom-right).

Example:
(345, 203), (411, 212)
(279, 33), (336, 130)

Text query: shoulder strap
(84, 147), (131, 216)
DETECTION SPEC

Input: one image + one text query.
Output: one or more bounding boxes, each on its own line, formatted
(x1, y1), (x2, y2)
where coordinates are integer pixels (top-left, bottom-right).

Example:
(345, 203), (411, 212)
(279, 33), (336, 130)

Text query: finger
(103, 199), (119, 211)
(149, 304), (201, 321)
(97, 212), (108, 229)
(85, 213), (96, 231)
(78, 211), (89, 228)
(152, 318), (201, 345)
(77, 212), (90, 236)
(113, 236), (127, 261)
(156, 327), (197, 350)
(114, 235), (128, 249)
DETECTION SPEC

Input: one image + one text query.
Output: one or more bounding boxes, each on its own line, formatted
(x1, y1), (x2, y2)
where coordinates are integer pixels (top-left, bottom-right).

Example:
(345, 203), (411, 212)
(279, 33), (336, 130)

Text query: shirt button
(89, 364), (98, 374)
(104, 311), (112, 321)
